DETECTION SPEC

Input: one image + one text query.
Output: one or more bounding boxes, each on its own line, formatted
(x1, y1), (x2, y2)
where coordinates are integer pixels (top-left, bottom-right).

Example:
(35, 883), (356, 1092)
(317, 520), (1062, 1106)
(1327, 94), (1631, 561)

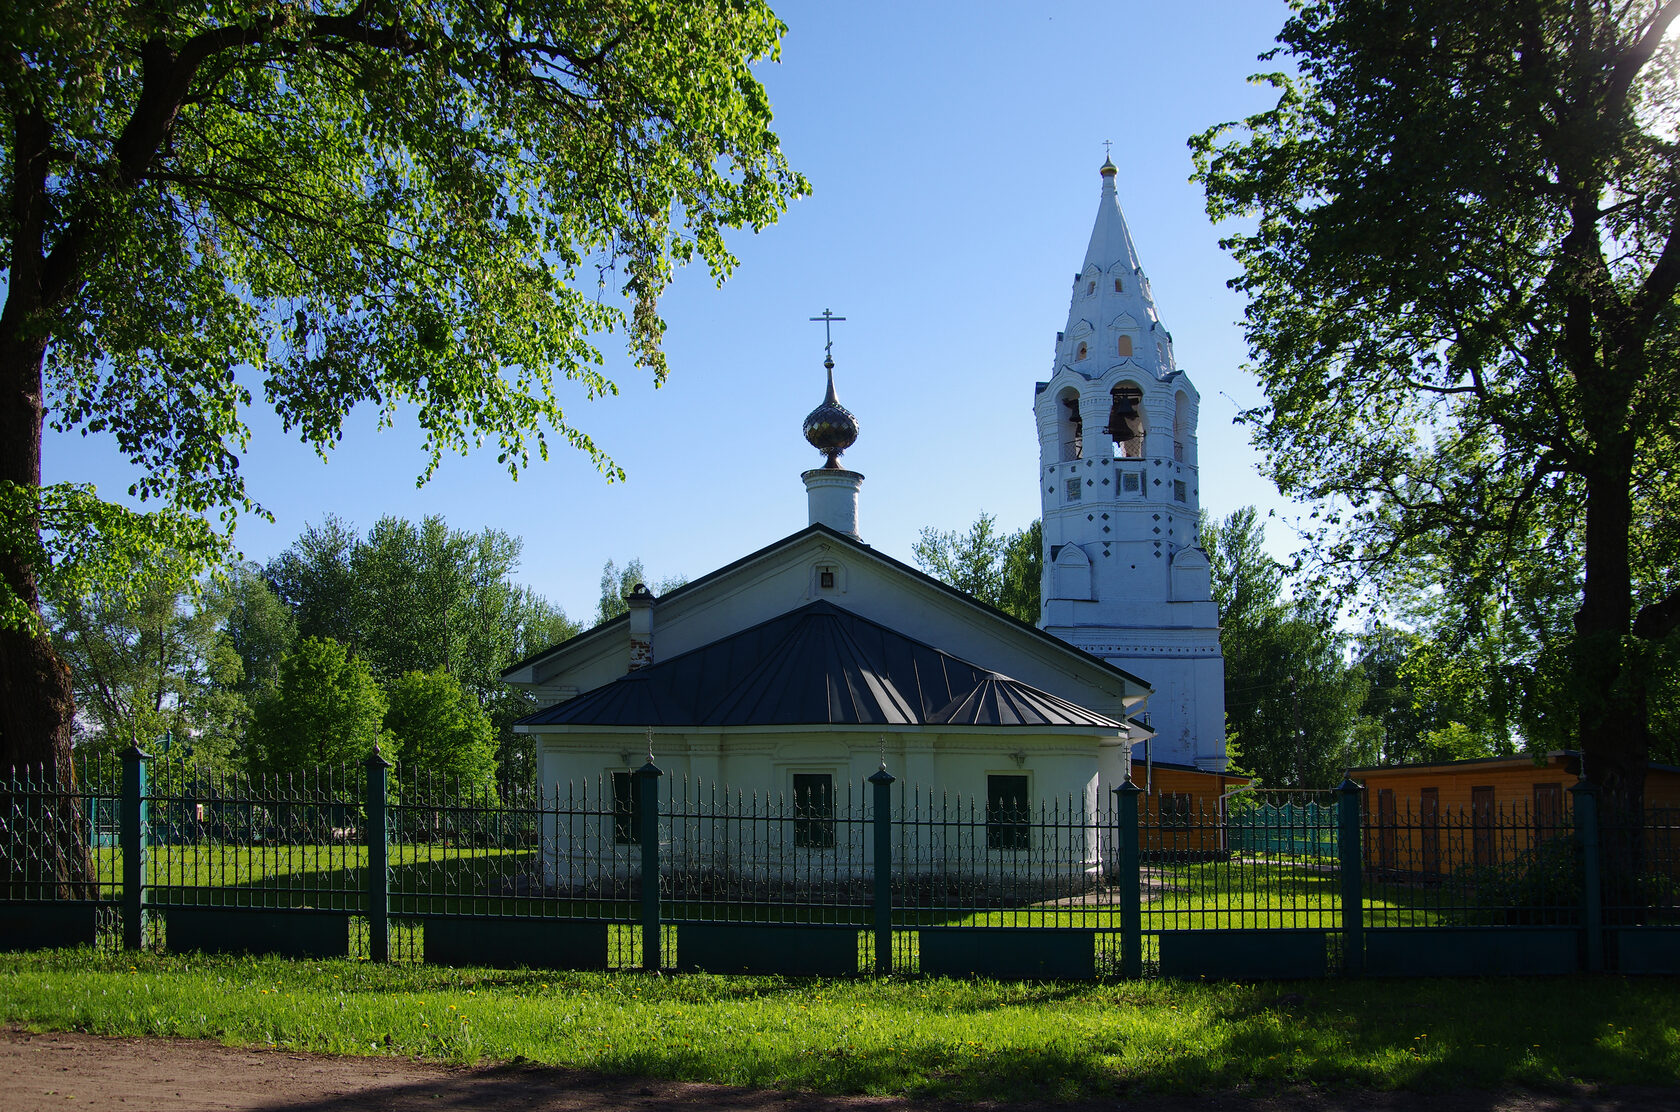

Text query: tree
(484, 584), (580, 787)
(1206, 509), (1370, 788)
(998, 520), (1043, 626)
(266, 518), (362, 654)
(595, 558), (687, 625)
(247, 637), (386, 772)
(911, 514), (1042, 624)
(1352, 622), (1504, 766)
(46, 570), (245, 766)
(1352, 624), (1441, 766)
(914, 513), (1008, 602)
(1194, 1), (1680, 812)
(0, 3), (806, 787)
(350, 515), (522, 685)
(384, 668), (498, 794)
(222, 562), (297, 708)
(267, 514), (579, 783)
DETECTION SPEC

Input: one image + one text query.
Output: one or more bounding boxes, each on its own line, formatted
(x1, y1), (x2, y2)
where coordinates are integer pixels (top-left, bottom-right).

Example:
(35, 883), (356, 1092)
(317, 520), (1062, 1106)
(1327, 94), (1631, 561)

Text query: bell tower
(1033, 158), (1227, 771)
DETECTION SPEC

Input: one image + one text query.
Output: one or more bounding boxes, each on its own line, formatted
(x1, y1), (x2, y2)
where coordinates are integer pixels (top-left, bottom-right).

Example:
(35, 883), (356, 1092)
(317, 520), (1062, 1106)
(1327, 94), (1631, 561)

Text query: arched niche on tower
(1065, 319), (1095, 366)
(1056, 386), (1084, 461)
(1169, 546), (1212, 603)
(1050, 542), (1094, 601)
(1107, 381), (1147, 459)
(1108, 314), (1141, 361)
(1080, 264), (1102, 299)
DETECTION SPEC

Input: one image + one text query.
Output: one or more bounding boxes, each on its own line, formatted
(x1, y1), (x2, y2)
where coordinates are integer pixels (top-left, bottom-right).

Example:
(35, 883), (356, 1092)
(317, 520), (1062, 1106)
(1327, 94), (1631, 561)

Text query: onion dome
(803, 355), (859, 469)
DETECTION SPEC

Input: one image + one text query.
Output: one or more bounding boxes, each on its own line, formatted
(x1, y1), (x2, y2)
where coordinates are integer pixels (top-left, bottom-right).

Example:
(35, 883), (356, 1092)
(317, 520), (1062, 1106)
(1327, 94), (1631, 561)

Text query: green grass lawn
(2, 949), (1676, 1101)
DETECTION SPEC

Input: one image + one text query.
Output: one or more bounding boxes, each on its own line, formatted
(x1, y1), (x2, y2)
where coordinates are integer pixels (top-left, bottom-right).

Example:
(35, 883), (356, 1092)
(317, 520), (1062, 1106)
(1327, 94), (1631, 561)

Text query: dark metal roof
(520, 600), (1122, 730)
(1141, 759), (1249, 778)
(500, 523), (1151, 694)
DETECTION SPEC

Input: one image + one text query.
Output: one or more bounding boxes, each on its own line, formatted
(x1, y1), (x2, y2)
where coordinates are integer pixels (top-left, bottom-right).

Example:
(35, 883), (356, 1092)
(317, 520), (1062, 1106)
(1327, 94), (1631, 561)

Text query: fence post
(636, 759), (663, 971)
(1570, 778), (1603, 973)
(868, 764), (895, 975)
(1114, 775), (1143, 979)
(120, 743), (150, 951)
(1336, 777), (1364, 976)
(365, 748), (391, 963)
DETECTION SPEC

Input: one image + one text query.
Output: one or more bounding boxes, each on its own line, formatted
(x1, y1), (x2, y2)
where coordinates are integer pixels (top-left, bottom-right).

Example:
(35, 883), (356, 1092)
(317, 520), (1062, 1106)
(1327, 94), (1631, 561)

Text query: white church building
(503, 161), (1229, 856)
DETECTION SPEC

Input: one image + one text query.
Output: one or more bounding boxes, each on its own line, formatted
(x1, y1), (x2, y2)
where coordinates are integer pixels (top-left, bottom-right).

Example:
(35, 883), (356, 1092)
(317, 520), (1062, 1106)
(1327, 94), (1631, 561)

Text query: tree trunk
(0, 272), (89, 895)
(0, 262), (74, 759)
(1574, 436), (1647, 917)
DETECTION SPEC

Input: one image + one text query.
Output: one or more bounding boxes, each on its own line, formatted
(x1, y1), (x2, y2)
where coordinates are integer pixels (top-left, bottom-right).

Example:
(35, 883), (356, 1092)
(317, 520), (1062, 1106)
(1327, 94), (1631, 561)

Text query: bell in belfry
(1107, 389), (1140, 445)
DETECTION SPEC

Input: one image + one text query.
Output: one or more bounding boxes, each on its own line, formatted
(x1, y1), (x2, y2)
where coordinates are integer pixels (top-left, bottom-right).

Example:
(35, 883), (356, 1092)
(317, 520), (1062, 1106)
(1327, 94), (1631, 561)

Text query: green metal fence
(0, 754), (121, 951)
(4, 751), (1676, 979)
(1225, 799), (1338, 858)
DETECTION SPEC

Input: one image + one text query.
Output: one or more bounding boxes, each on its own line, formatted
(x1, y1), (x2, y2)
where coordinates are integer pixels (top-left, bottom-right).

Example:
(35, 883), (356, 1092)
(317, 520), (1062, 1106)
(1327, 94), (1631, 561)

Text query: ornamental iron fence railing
(2, 748), (1674, 979)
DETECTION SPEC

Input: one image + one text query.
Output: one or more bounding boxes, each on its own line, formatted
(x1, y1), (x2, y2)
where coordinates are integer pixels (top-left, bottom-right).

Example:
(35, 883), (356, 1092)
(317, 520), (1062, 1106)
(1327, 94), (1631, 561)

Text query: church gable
(505, 524), (1148, 721)
(522, 600), (1123, 730)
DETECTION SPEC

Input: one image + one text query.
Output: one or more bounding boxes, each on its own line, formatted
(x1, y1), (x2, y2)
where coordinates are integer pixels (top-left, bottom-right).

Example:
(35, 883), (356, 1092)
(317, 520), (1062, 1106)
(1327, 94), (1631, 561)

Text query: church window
(1114, 278), (1123, 293)
(1117, 335), (1133, 358)
(1157, 341), (1165, 364)
(986, 775), (1030, 851)
(1121, 471), (1141, 493)
(1076, 341), (1088, 361)
(1065, 477), (1082, 502)
(793, 773), (835, 848)
(820, 568), (835, 589)
(1174, 441), (1184, 463)
(1173, 480), (1187, 503)
(612, 771), (642, 845)
(1087, 280), (1096, 295)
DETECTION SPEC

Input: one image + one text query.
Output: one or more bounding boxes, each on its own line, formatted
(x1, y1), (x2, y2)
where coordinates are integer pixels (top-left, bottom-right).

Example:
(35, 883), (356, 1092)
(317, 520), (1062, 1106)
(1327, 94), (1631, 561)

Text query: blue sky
(45, 0), (1299, 625)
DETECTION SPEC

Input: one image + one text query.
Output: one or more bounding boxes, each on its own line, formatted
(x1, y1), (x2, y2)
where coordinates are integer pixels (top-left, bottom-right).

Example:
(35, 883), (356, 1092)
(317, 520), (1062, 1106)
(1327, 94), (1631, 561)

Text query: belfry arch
(1108, 383), (1145, 458)
(1057, 386), (1083, 461)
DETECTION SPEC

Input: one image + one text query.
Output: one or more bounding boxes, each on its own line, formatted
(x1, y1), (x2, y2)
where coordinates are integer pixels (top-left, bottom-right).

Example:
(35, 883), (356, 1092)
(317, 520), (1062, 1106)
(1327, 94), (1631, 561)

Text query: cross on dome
(809, 308), (846, 367)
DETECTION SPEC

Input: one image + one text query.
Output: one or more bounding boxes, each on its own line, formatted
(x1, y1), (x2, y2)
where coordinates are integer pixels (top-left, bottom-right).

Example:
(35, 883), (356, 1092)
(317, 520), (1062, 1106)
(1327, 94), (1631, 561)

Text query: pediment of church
(505, 524), (1149, 725)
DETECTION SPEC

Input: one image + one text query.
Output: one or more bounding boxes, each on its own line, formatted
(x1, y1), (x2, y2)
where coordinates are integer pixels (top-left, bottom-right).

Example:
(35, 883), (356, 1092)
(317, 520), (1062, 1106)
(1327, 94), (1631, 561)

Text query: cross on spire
(1102, 139), (1113, 160)
(809, 308), (846, 363)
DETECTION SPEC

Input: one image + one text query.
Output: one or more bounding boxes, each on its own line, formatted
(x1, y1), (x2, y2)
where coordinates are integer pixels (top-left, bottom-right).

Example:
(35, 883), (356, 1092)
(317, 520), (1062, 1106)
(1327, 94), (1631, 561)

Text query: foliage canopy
(384, 667), (498, 793)
(0, 0), (805, 771)
(1206, 508), (1369, 787)
(1194, 0), (1680, 806)
(911, 513), (1041, 625)
(247, 636), (387, 771)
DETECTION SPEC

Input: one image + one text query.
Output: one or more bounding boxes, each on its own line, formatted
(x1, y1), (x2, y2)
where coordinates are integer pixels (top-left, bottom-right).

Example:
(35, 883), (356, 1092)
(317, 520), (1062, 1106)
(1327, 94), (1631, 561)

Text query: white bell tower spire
(1033, 158), (1227, 772)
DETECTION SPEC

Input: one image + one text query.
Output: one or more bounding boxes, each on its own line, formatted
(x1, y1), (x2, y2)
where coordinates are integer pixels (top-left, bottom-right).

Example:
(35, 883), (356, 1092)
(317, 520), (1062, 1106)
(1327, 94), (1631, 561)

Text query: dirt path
(3, 1025), (1675, 1112)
